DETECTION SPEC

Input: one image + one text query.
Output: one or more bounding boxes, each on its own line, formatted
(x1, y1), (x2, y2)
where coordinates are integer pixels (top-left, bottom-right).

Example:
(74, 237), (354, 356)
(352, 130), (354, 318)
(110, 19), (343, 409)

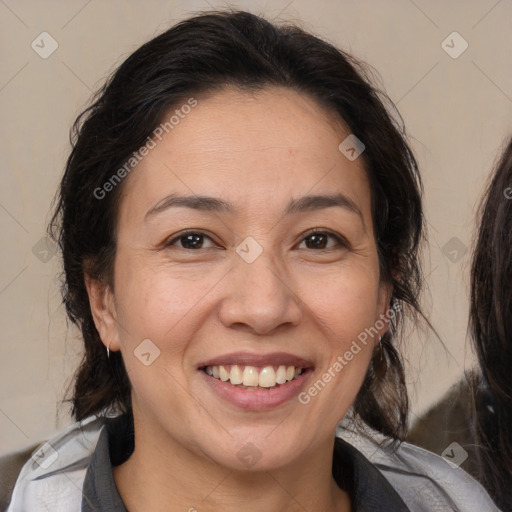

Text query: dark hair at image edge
(469, 136), (512, 510)
(48, 9), (425, 442)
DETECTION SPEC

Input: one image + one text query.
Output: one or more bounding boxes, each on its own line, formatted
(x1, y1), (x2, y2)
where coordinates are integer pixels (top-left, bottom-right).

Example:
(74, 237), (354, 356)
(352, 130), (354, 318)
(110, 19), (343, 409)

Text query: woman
(5, 9), (499, 511)
(470, 136), (512, 512)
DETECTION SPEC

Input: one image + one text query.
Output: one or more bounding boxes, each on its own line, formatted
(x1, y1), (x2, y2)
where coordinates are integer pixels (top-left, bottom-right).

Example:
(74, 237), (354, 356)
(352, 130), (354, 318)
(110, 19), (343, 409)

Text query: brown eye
(165, 231), (216, 250)
(179, 233), (205, 249)
(298, 230), (347, 250)
(304, 233), (329, 249)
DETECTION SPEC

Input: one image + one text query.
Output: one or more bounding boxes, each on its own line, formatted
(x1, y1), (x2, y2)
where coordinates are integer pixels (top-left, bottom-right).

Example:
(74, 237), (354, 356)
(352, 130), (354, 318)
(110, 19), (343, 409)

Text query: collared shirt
(81, 411), (410, 511)
(6, 411), (501, 512)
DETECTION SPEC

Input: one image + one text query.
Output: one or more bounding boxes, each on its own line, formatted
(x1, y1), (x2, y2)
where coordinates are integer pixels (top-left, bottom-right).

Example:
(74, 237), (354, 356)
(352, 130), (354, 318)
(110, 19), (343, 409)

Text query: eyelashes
(164, 231), (217, 250)
(163, 229), (350, 252)
(298, 229), (349, 250)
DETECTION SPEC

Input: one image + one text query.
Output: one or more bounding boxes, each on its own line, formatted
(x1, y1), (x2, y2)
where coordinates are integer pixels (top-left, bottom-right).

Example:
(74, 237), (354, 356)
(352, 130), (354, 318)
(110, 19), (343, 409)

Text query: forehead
(118, 86), (372, 223)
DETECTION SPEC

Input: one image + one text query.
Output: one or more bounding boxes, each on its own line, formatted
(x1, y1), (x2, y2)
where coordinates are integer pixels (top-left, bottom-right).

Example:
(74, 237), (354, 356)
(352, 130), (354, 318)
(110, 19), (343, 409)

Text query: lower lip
(199, 369), (313, 411)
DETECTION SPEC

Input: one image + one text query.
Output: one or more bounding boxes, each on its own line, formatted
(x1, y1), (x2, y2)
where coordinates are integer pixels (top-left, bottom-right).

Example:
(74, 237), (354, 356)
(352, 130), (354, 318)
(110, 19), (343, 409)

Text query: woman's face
(89, 86), (391, 470)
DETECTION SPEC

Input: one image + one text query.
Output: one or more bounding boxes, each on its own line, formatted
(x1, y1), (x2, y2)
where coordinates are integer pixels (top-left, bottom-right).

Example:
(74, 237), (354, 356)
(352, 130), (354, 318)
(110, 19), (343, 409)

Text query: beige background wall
(1, 0), (511, 455)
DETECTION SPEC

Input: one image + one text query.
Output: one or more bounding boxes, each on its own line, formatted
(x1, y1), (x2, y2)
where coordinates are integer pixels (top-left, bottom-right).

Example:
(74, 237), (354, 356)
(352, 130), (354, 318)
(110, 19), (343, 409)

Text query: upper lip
(197, 351), (314, 369)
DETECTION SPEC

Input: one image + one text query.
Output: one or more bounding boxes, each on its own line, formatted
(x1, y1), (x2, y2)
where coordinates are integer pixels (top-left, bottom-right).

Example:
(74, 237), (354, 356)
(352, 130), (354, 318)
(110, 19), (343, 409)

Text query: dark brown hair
(470, 136), (512, 511)
(49, 9), (425, 441)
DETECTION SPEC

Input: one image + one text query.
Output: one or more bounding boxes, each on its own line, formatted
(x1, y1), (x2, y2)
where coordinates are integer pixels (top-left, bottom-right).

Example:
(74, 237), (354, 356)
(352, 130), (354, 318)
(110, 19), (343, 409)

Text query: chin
(201, 432), (306, 472)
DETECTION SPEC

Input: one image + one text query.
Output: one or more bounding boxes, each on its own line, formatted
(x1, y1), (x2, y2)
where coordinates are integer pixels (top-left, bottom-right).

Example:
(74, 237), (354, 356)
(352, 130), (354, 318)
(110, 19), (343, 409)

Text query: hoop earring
(107, 341), (111, 359)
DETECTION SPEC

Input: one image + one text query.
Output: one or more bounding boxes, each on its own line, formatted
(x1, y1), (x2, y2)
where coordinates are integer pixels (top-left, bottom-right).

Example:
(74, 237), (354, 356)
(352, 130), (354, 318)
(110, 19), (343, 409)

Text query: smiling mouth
(201, 364), (309, 390)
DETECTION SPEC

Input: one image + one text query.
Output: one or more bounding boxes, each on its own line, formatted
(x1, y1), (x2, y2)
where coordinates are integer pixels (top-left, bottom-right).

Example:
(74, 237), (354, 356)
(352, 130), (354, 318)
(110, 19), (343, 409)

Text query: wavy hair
(470, 136), (512, 510)
(49, 9), (425, 441)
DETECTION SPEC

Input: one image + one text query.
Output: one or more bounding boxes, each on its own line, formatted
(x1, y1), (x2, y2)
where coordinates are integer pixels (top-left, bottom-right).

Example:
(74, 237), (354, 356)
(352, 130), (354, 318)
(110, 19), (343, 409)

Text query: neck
(113, 419), (351, 512)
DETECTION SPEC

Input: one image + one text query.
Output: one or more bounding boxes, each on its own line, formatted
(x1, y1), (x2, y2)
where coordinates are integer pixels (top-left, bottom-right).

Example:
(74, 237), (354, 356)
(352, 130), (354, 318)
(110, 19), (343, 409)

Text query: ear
(84, 274), (120, 353)
(374, 280), (393, 347)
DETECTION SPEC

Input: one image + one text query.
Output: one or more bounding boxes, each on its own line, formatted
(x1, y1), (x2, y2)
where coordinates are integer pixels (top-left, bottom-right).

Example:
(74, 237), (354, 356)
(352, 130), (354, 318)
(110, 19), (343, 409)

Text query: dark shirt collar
(81, 412), (132, 512)
(81, 411), (410, 511)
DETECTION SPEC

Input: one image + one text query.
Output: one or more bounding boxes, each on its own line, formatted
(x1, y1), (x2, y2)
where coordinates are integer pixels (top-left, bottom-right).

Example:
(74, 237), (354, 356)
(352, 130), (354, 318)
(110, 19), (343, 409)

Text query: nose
(218, 251), (303, 335)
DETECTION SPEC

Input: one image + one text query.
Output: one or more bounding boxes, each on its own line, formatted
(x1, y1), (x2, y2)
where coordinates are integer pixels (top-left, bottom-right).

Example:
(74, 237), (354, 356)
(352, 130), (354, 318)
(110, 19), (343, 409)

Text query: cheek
(114, 257), (220, 346)
(111, 263), (219, 416)
(303, 263), (382, 337)
(298, 268), (380, 405)
(110, 260), (226, 410)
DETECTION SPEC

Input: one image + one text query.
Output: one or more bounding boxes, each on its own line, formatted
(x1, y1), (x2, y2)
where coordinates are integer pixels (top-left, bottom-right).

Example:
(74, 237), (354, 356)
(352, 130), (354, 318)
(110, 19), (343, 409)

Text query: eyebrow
(144, 192), (364, 224)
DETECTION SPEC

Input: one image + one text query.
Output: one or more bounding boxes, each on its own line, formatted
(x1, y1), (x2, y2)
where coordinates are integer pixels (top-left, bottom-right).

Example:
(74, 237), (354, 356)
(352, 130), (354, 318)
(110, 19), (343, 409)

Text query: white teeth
(229, 365), (243, 385)
(219, 365), (230, 381)
(242, 366), (259, 386)
(276, 365), (287, 384)
(204, 364), (306, 388)
(258, 367), (276, 387)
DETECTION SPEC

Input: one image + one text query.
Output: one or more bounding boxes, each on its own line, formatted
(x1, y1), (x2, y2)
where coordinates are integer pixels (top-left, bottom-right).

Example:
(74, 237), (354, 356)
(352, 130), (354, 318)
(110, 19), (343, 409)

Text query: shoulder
(0, 442), (40, 510)
(336, 423), (501, 512)
(5, 414), (108, 512)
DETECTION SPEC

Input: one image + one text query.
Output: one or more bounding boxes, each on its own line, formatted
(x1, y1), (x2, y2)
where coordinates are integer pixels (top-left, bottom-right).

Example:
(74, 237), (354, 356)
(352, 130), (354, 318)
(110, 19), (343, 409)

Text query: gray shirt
(81, 411), (410, 511)
(6, 410), (500, 511)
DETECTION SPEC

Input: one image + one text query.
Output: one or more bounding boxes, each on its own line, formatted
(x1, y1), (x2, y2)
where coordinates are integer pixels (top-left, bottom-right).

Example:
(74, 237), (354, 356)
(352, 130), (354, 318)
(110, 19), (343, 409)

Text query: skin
(86, 86), (391, 512)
